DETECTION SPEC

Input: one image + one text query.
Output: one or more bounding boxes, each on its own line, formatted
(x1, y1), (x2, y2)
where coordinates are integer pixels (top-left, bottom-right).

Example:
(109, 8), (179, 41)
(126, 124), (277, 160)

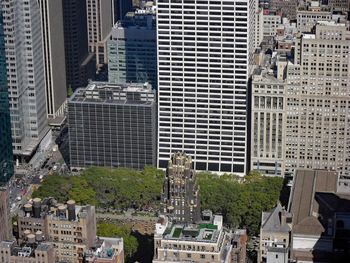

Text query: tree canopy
(197, 171), (283, 236)
(97, 223), (138, 260)
(32, 166), (164, 210)
(32, 167), (283, 236)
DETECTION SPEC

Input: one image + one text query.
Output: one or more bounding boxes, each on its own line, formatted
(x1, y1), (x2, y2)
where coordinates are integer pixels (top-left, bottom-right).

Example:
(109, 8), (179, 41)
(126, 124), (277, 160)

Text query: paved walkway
(96, 211), (158, 221)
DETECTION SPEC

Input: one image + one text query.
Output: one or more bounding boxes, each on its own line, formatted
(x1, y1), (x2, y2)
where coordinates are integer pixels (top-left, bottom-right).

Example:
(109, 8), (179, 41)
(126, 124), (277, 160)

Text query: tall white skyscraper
(157, 0), (256, 174)
(1, 0), (49, 161)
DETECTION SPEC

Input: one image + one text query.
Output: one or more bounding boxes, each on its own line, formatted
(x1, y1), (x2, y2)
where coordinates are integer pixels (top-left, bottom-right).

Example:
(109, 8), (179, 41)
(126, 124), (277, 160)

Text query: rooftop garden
(172, 227), (183, 238)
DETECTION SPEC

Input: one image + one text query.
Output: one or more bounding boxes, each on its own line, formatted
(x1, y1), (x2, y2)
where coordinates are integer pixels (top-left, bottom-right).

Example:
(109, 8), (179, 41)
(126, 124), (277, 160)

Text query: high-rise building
(0, 7), (13, 183)
(108, 5), (157, 88)
(157, 0), (256, 174)
(63, 0), (95, 91)
(251, 68), (287, 176)
(285, 21), (350, 178)
(86, 0), (114, 69)
(161, 152), (200, 224)
(38, 0), (67, 121)
(68, 82), (157, 170)
(1, 0), (49, 162)
(114, 0), (133, 22)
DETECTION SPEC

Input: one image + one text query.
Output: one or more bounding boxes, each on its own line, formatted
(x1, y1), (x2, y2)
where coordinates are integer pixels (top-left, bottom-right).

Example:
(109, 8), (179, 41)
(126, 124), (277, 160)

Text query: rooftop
(85, 237), (123, 260)
(0, 241), (52, 258)
(69, 82), (155, 105)
(163, 223), (221, 243)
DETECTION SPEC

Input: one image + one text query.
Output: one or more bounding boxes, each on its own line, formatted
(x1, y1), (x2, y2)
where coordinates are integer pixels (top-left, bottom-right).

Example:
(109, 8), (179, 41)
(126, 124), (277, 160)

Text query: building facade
(114, 0), (133, 22)
(161, 152), (200, 224)
(0, 7), (13, 183)
(296, 5), (332, 33)
(17, 198), (97, 263)
(251, 69), (287, 176)
(0, 241), (55, 263)
(68, 82), (156, 170)
(262, 10), (281, 38)
(259, 203), (291, 263)
(153, 214), (236, 263)
(63, 0), (95, 91)
(108, 5), (157, 89)
(38, 0), (67, 120)
(1, 0), (49, 161)
(270, 0), (298, 20)
(157, 0), (256, 174)
(87, 0), (114, 69)
(0, 188), (11, 241)
(285, 22), (350, 178)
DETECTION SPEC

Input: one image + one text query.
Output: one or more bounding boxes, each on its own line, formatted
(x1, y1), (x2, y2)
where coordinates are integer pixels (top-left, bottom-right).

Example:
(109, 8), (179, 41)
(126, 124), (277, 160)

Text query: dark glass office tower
(114, 0), (133, 22)
(0, 9), (14, 184)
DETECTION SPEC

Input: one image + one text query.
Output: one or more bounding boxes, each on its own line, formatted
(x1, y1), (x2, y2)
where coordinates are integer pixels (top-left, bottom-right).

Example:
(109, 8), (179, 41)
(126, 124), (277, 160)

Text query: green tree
(198, 171), (283, 236)
(67, 85), (73, 97)
(97, 223), (138, 259)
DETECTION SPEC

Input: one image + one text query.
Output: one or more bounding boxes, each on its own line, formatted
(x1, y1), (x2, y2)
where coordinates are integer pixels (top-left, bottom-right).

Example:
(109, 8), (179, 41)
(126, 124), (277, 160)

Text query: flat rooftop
(163, 223), (221, 243)
(69, 82), (155, 105)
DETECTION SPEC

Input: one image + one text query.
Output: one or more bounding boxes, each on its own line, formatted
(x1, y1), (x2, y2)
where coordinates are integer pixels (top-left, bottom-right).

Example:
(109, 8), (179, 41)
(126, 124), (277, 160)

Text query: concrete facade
(17, 198), (97, 263)
(0, 241), (55, 263)
(86, 0), (114, 69)
(153, 214), (238, 263)
(285, 22), (350, 180)
(38, 0), (67, 120)
(251, 70), (287, 176)
(259, 203), (291, 263)
(0, 188), (11, 242)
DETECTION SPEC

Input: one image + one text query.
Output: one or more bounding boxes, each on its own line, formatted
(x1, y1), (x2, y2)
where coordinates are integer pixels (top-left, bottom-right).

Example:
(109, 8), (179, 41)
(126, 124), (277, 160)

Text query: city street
(8, 126), (68, 216)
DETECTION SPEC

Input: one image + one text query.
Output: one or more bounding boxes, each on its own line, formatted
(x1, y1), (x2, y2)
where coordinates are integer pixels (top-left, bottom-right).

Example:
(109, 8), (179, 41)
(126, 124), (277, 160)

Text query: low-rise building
(231, 229), (248, 263)
(153, 212), (244, 263)
(288, 169), (350, 262)
(0, 240), (55, 263)
(259, 203), (292, 263)
(17, 198), (98, 263)
(84, 237), (124, 263)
